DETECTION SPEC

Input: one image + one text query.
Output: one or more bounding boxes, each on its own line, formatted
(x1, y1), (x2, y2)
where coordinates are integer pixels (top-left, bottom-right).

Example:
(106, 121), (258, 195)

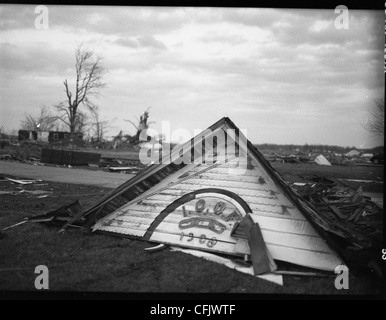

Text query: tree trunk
(69, 123), (76, 140)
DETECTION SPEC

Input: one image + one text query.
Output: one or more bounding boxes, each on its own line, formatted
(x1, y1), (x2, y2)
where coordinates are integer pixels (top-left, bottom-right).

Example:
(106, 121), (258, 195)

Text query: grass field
(0, 161), (384, 297)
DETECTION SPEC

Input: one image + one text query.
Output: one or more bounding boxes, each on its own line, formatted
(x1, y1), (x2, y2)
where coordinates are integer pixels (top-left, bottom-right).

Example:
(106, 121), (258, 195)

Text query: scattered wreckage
(3, 117), (383, 282)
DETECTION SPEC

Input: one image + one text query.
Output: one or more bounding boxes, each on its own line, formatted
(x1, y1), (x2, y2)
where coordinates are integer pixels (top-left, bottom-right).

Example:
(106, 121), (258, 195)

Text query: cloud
(200, 33), (247, 45)
(50, 6), (188, 36)
(114, 37), (138, 48)
(270, 9), (384, 49)
(220, 8), (285, 29)
(114, 35), (167, 50)
(0, 41), (72, 76)
(0, 6), (384, 148)
(0, 5), (34, 30)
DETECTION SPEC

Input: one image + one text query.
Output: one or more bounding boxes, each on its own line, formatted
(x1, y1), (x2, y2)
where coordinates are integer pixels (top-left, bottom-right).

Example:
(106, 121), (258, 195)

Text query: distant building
(48, 131), (69, 143)
(48, 131), (83, 145)
(361, 153), (374, 159)
(37, 131), (49, 142)
(18, 130), (83, 146)
(18, 130), (37, 141)
(346, 149), (361, 157)
(314, 154), (332, 166)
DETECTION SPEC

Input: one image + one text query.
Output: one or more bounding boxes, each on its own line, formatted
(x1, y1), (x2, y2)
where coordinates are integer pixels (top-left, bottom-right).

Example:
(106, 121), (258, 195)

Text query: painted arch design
(143, 188), (253, 240)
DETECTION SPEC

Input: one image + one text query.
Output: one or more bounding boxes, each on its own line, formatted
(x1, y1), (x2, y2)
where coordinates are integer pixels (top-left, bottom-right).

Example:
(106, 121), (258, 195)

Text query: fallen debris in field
(144, 243), (167, 252)
(1, 220), (28, 231)
(99, 157), (144, 172)
(0, 189), (52, 197)
(290, 177), (383, 272)
(0, 154), (13, 160)
(26, 156), (41, 163)
(29, 117), (383, 280)
(40, 118), (346, 279)
(109, 166), (139, 172)
(20, 189), (53, 195)
(5, 177), (36, 185)
(28, 200), (85, 227)
(0, 191), (14, 195)
(72, 118), (345, 276)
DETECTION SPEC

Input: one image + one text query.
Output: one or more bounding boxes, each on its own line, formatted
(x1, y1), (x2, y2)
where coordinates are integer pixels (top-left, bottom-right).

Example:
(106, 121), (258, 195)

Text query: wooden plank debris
(329, 205), (345, 219)
(290, 178), (383, 254)
(1, 220), (28, 231)
(4, 177), (35, 185)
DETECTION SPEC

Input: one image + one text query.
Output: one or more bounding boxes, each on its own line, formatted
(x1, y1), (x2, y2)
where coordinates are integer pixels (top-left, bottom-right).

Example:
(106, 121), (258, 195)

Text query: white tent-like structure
(314, 154), (332, 166)
(67, 117), (344, 274)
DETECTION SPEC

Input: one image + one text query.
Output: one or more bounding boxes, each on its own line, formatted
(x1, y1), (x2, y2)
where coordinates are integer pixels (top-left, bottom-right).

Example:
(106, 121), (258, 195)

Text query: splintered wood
(290, 178), (383, 250)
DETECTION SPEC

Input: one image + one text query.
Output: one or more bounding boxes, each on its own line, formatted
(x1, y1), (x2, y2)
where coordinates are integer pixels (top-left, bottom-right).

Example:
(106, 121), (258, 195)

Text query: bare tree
(364, 98), (384, 143)
(124, 107), (154, 142)
(56, 44), (106, 138)
(20, 106), (58, 131)
(73, 110), (91, 135)
(112, 130), (123, 148)
(87, 104), (112, 142)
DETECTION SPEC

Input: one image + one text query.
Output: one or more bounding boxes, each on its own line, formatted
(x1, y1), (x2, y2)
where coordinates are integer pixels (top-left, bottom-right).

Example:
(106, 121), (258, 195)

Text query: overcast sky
(0, 5), (384, 147)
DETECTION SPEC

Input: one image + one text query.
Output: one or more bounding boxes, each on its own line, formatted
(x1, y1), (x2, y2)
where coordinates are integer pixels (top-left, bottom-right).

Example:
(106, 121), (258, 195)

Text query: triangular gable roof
(314, 154), (332, 166)
(346, 149), (360, 157)
(63, 117), (344, 272)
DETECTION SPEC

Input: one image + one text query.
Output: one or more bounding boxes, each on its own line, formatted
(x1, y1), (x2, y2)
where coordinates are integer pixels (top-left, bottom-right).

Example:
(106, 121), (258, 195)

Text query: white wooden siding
(95, 144), (341, 271)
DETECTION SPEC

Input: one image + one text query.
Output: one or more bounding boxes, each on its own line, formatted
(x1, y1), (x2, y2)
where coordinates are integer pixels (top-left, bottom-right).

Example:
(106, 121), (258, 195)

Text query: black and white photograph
(0, 2), (384, 301)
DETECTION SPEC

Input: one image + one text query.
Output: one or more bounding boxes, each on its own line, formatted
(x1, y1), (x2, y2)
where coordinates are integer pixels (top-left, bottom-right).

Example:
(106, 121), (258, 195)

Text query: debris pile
(290, 176), (383, 254)
(28, 200), (84, 227)
(1, 117), (382, 283)
(99, 157), (143, 174)
(0, 176), (52, 198)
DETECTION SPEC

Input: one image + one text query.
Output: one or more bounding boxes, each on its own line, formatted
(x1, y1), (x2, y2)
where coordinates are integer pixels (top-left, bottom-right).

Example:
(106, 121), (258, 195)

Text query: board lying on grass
(60, 117), (344, 275)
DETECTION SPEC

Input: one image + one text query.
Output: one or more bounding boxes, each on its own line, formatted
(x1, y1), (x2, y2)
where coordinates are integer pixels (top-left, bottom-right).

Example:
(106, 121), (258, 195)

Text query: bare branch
(63, 80), (73, 106)
(124, 119), (139, 131)
(20, 106), (59, 131)
(55, 44), (106, 136)
(55, 103), (72, 126)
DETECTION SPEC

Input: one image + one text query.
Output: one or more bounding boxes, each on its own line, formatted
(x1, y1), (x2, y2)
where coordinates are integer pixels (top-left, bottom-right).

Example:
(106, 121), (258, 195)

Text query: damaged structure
(51, 117), (348, 275)
(314, 154), (332, 166)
